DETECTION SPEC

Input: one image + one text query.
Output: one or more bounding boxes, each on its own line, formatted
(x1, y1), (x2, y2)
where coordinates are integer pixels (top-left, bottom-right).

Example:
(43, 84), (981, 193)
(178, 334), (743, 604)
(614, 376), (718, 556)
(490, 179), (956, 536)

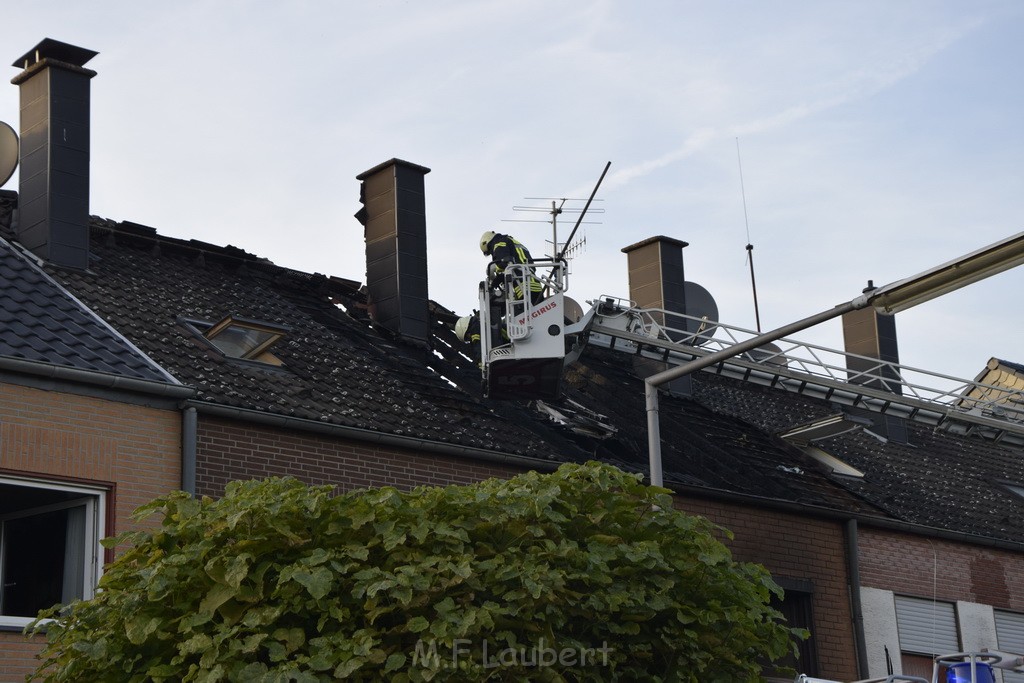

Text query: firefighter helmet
(479, 230), (496, 255)
(454, 315), (473, 342)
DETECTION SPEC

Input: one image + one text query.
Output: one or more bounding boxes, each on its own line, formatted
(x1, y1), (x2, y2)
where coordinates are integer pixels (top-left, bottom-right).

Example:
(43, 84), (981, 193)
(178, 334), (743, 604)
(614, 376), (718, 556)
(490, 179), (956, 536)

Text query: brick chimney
(842, 280), (908, 442)
(841, 281), (902, 396)
(621, 236), (690, 314)
(622, 236), (692, 395)
(11, 38), (98, 270)
(355, 159), (431, 343)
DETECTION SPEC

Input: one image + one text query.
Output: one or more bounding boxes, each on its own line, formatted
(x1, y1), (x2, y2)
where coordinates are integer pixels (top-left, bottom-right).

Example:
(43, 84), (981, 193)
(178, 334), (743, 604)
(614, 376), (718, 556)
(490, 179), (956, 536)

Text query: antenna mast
(736, 139), (762, 332)
(558, 161), (611, 262)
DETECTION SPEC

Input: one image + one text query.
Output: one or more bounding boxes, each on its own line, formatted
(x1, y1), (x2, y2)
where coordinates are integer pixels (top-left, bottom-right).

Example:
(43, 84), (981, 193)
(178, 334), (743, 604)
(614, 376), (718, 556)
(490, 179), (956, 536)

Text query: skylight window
(778, 413), (868, 478)
(188, 315), (288, 365)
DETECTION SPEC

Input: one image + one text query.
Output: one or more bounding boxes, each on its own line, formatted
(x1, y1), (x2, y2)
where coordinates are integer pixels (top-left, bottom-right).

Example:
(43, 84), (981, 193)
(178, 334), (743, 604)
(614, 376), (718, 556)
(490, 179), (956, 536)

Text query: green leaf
(292, 566), (333, 600)
(385, 652), (407, 672)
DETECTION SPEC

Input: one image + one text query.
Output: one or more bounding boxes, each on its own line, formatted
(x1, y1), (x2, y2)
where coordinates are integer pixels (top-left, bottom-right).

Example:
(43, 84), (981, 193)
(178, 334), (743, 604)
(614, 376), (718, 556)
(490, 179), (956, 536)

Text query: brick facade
(859, 526), (1024, 610)
(194, 416), (525, 497)
(678, 496), (858, 680)
(0, 383), (181, 682)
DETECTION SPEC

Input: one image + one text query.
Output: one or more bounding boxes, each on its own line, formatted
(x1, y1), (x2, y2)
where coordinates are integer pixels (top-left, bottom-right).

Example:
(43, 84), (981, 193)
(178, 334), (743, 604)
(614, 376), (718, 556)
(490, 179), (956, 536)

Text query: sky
(2, 1), (1023, 389)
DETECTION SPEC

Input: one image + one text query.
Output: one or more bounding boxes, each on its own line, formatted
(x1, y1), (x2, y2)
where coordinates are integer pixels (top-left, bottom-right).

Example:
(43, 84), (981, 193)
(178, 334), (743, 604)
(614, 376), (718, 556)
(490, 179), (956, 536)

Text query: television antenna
(503, 162), (611, 263)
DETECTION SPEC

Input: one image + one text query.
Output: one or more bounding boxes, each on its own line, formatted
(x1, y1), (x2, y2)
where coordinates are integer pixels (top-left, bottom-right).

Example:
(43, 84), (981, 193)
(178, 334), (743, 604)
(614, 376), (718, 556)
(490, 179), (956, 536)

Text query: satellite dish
(0, 121), (18, 188)
(681, 281), (719, 345)
(746, 341), (788, 368)
(562, 296), (584, 324)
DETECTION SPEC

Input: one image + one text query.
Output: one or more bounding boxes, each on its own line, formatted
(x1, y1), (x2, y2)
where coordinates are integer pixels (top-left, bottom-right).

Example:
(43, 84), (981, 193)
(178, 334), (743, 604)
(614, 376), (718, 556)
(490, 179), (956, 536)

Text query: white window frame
(0, 475), (106, 629)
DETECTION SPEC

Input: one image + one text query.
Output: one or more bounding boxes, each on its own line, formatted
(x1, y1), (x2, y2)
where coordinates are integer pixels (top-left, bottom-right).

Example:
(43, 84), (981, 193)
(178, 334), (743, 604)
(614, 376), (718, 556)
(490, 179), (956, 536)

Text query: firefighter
(479, 231), (545, 305)
(455, 313), (482, 346)
(455, 312), (508, 362)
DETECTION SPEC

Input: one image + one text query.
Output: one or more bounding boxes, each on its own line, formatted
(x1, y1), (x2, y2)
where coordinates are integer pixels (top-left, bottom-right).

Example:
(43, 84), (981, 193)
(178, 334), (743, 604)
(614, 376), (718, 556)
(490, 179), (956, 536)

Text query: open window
(0, 477), (105, 628)
(186, 315), (288, 366)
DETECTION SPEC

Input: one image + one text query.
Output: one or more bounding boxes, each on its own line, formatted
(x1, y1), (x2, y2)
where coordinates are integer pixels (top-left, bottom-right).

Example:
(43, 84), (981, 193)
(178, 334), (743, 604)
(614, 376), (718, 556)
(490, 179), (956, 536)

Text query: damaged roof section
(50, 217), (582, 462)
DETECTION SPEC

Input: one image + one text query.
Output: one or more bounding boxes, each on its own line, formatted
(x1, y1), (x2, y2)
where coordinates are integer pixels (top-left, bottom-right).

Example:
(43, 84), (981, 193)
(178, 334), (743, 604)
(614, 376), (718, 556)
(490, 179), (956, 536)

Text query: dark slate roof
(0, 231), (176, 384)
(34, 213), (1024, 545)
(696, 374), (1024, 544)
(50, 218), (581, 463)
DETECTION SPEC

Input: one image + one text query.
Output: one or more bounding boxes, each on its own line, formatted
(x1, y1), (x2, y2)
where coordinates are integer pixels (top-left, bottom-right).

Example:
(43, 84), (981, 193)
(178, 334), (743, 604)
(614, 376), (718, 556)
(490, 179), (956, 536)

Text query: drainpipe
(847, 518), (869, 678)
(182, 406), (197, 494)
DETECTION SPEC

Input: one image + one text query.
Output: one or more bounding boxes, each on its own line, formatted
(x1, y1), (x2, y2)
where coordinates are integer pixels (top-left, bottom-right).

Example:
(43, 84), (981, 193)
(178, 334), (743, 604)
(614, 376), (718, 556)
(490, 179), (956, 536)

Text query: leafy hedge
(30, 462), (802, 682)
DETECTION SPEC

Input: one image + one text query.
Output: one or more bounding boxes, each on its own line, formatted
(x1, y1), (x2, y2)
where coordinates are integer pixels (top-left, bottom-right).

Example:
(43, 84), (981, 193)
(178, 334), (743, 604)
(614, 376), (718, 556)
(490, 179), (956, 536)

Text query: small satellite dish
(681, 281), (719, 345)
(0, 121), (18, 188)
(562, 296), (584, 324)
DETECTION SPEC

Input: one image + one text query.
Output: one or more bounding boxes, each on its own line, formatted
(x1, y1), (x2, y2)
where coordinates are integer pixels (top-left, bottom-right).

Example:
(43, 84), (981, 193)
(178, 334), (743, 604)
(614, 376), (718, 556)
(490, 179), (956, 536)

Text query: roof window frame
(182, 315), (290, 366)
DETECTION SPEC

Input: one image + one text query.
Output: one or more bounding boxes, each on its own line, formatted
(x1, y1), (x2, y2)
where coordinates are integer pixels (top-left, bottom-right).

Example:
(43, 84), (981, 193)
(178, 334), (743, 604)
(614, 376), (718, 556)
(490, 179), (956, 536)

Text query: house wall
(678, 496), (859, 681)
(0, 382), (181, 682)
(859, 527), (1024, 609)
(858, 526), (1024, 678)
(194, 416), (524, 497)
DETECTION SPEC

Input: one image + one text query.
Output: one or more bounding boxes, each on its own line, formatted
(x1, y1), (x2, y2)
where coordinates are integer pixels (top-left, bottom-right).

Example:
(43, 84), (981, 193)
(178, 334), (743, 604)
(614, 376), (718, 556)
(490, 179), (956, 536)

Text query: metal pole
(557, 161), (610, 262)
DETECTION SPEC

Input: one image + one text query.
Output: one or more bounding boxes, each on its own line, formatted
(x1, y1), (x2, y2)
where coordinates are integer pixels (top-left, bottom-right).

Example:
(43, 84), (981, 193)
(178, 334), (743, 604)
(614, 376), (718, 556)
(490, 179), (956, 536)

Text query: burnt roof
(28, 211), (1024, 545)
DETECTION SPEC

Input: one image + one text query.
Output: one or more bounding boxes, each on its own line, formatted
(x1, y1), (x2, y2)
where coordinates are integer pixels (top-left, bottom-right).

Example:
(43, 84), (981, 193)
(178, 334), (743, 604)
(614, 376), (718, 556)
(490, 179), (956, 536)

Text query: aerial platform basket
(478, 260), (568, 400)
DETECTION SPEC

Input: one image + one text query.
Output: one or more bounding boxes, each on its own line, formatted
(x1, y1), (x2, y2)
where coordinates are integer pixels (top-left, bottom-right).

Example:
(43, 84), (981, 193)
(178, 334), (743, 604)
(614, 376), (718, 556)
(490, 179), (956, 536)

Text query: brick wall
(677, 496), (858, 680)
(0, 382), (181, 682)
(859, 526), (1024, 610)
(195, 416), (524, 497)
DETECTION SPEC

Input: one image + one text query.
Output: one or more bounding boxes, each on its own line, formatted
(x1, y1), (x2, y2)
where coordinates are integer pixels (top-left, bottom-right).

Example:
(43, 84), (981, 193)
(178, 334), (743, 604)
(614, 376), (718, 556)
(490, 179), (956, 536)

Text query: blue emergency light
(946, 661), (995, 683)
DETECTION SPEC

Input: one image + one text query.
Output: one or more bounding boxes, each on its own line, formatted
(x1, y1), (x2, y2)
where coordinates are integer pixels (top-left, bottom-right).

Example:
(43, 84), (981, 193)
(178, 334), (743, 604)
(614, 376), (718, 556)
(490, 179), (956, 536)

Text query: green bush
(29, 462), (802, 682)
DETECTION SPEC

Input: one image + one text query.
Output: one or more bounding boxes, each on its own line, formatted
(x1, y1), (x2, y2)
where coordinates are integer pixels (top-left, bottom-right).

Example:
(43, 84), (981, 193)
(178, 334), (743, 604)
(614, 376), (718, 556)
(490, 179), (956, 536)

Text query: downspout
(182, 406), (197, 494)
(847, 518), (869, 678)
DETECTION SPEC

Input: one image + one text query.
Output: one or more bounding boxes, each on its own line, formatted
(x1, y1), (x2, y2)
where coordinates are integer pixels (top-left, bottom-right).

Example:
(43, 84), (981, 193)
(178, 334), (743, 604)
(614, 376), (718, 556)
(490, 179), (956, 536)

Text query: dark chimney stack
(12, 39), (97, 270)
(842, 280), (902, 396)
(355, 159), (431, 343)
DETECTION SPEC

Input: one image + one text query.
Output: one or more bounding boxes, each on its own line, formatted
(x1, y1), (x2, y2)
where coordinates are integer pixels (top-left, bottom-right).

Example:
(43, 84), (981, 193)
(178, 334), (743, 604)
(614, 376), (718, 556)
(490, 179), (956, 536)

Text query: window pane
(767, 588), (818, 678)
(209, 326), (276, 357)
(1, 509), (68, 617)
